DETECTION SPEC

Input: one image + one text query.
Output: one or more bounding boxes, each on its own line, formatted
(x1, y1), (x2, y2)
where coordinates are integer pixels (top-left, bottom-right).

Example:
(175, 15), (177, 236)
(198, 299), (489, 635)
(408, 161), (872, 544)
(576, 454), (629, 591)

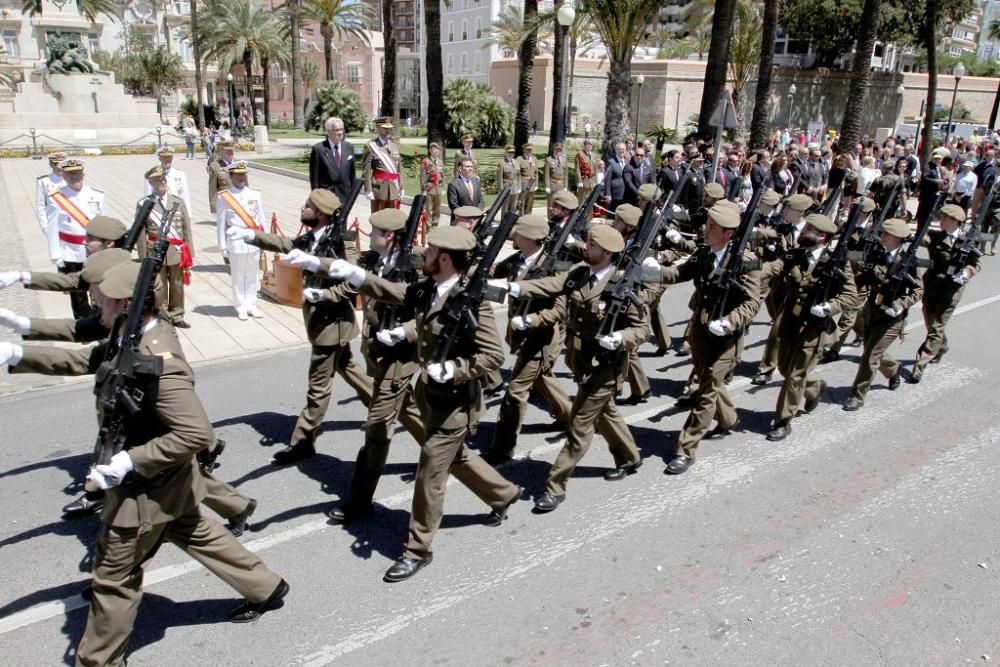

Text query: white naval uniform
(36, 172), (64, 232)
(215, 184), (265, 315)
(144, 166), (192, 218)
(46, 184), (107, 265)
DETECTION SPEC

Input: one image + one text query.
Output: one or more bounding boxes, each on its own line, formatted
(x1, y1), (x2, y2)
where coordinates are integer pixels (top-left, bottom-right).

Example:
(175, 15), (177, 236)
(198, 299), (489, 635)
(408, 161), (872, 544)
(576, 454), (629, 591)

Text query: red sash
(148, 235), (194, 285)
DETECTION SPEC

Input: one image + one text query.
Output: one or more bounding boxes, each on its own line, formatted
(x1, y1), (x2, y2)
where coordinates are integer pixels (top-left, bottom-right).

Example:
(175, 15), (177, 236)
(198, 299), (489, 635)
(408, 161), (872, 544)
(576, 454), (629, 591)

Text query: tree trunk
(243, 50), (257, 126)
(697, 0), (737, 137)
(603, 55), (632, 152)
(321, 21), (334, 80)
(748, 0), (778, 149)
(990, 79), (1000, 130)
(921, 0), (938, 166)
(838, 0), (881, 148)
(548, 22), (566, 149)
(380, 0), (396, 118)
(191, 0), (205, 127)
(424, 0), (445, 149)
(567, 30), (577, 140)
(162, 13), (171, 51)
(290, 1), (303, 129)
(514, 0), (538, 156)
(262, 55), (271, 127)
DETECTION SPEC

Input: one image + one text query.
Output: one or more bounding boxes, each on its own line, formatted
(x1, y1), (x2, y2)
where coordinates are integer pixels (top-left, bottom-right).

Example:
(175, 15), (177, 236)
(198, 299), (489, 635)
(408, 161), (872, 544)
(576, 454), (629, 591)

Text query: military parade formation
(0, 113), (997, 665)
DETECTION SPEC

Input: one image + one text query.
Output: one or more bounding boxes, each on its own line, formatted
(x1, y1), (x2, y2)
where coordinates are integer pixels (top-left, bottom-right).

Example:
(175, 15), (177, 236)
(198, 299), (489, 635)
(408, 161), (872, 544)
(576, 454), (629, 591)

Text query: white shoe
(237, 310), (248, 321)
(249, 307), (264, 318)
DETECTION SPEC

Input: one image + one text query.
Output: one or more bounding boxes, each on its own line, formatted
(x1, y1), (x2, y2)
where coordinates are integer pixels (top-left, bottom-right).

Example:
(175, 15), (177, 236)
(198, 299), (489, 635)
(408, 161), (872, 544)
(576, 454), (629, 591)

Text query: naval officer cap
(58, 158), (85, 172)
(308, 188), (341, 215)
(513, 214), (550, 241)
(552, 190), (579, 210)
(156, 145), (175, 157)
(588, 224), (625, 253)
(47, 151), (68, 162)
(939, 203), (967, 223)
(226, 161), (250, 174)
(804, 213), (837, 235)
(614, 204), (643, 228)
(882, 218), (911, 239)
(427, 225), (477, 251)
(707, 202), (741, 229)
(81, 249), (133, 285)
(87, 216), (128, 241)
(369, 208), (407, 231)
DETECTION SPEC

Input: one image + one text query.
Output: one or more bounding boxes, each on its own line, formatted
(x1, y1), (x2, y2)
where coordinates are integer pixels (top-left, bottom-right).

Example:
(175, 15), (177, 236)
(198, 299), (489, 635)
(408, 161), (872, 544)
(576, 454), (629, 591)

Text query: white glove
(0, 341), (23, 367)
(488, 279), (519, 297)
(665, 228), (684, 245)
(511, 315), (530, 331)
(545, 187), (551, 194)
(708, 319), (733, 336)
(376, 327), (406, 346)
(93, 451), (134, 488)
(366, 191), (375, 201)
(881, 304), (901, 318)
(226, 227), (255, 242)
(642, 256), (660, 270)
(399, 189), (405, 199)
(0, 271), (26, 289)
(566, 233), (579, 246)
(327, 258), (366, 286)
(809, 302), (832, 318)
(953, 271), (969, 285)
(52, 258), (65, 269)
(285, 249), (321, 273)
(598, 332), (624, 350)
(302, 287), (326, 303)
(426, 361), (455, 383)
(0, 308), (30, 334)
(86, 468), (111, 491)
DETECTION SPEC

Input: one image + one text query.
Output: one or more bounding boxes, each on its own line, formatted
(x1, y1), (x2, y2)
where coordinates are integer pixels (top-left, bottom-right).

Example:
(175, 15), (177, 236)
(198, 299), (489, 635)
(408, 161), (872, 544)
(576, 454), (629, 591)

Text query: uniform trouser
(774, 331), (825, 425)
(75, 511), (280, 667)
(228, 250), (260, 315)
(677, 331), (740, 458)
(484, 368), (504, 391)
(404, 416), (518, 560)
(577, 186), (593, 206)
(545, 370), (640, 496)
(427, 194), (441, 228)
(347, 374), (425, 506)
(501, 190), (521, 216)
(849, 313), (904, 402)
(649, 293), (670, 349)
(59, 261), (91, 319)
(490, 352), (572, 458)
(626, 348), (651, 397)
(519, 182), (535, 215)
(201, 470), (251, 519)
(829, 301), (864, 352)
(371, 198), (398, 213)
(289, 344), (375, 449)
(757, 289), (783, 374)
(160, 263), (185, 322)
(914, 297), (956, 372)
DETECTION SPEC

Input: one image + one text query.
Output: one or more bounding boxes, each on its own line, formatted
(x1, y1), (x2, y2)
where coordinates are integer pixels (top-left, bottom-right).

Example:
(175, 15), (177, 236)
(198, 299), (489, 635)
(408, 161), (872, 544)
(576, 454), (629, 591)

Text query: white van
(932, 121), (988, 141)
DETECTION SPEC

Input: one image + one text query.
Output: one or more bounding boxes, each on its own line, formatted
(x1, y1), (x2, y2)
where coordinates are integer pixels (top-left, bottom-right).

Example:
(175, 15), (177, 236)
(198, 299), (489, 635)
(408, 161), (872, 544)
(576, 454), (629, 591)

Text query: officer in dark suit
(602, 141), (629, 214)
(622, 146), (654, 206)
(750, 151), (772, 193)
(447, 157), (485, 211)
(308, 116), (356, 202)
(658, 149), (686, 199)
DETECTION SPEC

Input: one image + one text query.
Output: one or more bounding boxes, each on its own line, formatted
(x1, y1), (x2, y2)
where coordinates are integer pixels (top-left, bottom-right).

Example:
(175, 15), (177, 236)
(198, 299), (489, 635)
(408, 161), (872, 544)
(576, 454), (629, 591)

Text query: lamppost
(634, 73), (644, 143)
(554, 0), (574, 146)
(787, 83), (797, 130)
(943, 62), (966, 147)
(507, 88), (513, 107)
(674, 86), (681, 134)
(226, 72), (236, 135)
(895, 83), (905, 136)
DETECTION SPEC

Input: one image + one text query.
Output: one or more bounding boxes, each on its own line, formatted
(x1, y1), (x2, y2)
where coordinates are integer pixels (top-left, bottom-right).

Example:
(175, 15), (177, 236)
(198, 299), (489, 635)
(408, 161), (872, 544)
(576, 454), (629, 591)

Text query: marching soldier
(544, 143), (568, 208)
(484, 215), (572, 465)
(145, 145), (193, 216)
(490, 225), (647, 512)
(822, 196), (877, 362)
(910, 204), (978, 382)
(207, 141), (235, 214)
(761, 213), (857, 441)
(227, 189), (375, 464)
(419, 142), (444, 228)
(363, 116), (402, 212)
(138, 165), (195, 328)
(842, 218), (922, 411)
(327, 226), (522, 582)
(496, 144), (522, 216)
(517, 143), (539, 215)
(576, 139), (598, 205)
(215, 161), (265, 320)
(45, 158), (107, 319)
(453, 133), (478, 176)
(35, 151), (66, 232)
(609, 203), (653, 405)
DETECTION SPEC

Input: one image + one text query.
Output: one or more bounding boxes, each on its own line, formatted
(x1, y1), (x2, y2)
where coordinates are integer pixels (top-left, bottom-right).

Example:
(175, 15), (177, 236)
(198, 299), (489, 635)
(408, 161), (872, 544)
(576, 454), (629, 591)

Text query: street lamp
(943, 62), (966, 147)
(895, 83), (905, 137)
(554, 0), (575, 146)
(226, 72), (236, 137)
(634, 73), (644, 143)
(787, 83), (797, 131)
(674, 86), (681, 134)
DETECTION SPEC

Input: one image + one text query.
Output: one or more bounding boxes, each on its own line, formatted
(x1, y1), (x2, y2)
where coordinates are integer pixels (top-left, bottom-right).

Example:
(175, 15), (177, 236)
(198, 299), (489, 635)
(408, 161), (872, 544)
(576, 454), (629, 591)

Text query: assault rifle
(948, 176), (1000, 277)
(314, 179), (362, 258)
(473, 187), (511, 250)
(818, 181), (844, 218)
(89, 203), (179, 483)
(377, 177), (428, 330)
(706, 184), (766, 322)
(874, 191), (943, 308)
(121, 196), (157, 252)
(799, 201), (864, 315)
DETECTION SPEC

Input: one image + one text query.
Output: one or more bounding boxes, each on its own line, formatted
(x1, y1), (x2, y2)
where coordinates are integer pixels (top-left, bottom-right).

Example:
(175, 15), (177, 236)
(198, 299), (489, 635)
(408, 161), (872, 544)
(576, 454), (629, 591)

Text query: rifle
(863, 175), (905, 245)
(948, 177), (1000, 277)
(596, 167), (694, 338)
(377, 178), (428, 330)
(121, 196), (157, 252)
(89, 203), (179, 483)
(433, 209), (518, 364)
(705, 184), (766, 322)
(798, 201), (864, 315)
(473, 187), (510, 251)
(874, 191), (943, 308)
(314, 179), (363, 258)
(818, 181), (844, 218)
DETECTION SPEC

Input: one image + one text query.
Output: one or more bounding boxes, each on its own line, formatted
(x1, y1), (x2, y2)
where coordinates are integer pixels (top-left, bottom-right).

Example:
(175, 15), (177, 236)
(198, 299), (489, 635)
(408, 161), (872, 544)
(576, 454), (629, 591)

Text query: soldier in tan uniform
(419, 142), (445, 228)
(137, 165), (195, 328)
(452, 133), (478, 177)
(207, 141), (235, 214)
(327, 226), (521, 582)
(575, 139), (598, 205)
(496, 144), (523, 216)
(362, 116), (402, 212)
(544, 142), (568, 208)
(517, 143), (539, 215)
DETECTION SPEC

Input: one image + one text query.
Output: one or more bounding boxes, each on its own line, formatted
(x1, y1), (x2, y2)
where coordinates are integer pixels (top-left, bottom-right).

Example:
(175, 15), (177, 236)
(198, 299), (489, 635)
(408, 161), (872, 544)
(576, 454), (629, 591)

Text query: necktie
(588, 273), (597, 288)
(466, 179), (474, 201)
(718, 169), (726, 188)
(334, 143), (340, 167)
(639, 164), (643, 181)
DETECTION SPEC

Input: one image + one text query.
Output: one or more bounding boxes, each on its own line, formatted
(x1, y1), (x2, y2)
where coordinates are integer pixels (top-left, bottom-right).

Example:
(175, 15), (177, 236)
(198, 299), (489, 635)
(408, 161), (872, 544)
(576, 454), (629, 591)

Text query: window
(447, 53), (454, 74)
(475, 17), (482, 39)
(172, 0), (190, 14)
(474, 52), (481, 73)
(86, 32), (99, 55)
(347, 62), (361, 84)
(949, 46), (961, 55)
(177, 38), (192, 61)
(2, 29), (19, 58)
(461, 53), (468, 73)
(462, 19), (468, 41)
(269, 64), (286, 83)
(448, 21), (454, 42)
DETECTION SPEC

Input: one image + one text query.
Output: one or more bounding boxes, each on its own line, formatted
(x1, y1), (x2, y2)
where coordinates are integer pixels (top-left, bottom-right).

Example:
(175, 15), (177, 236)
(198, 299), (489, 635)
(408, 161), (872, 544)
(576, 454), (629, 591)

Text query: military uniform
(544, 149), (568, 208)
(496, 148), (523, 216)
(517, 146), (539, 215)
(575, 146), (598, 204)
(206, 147), (233, 214)
(144, 162), (192, 218)
(215, 162), (265, 318)
(21, 216), (126, 298)
(420, 148), (444, 228)
(137, 180), (195, 326)
(453, 143), (479, 177)
(35, 154), (65, 232)
(362, 117), (402, 212)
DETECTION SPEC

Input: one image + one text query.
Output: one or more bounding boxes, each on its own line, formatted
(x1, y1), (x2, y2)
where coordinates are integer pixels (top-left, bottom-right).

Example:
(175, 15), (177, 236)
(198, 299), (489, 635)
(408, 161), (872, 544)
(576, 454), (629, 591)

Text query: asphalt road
(1, 261), (999, 666)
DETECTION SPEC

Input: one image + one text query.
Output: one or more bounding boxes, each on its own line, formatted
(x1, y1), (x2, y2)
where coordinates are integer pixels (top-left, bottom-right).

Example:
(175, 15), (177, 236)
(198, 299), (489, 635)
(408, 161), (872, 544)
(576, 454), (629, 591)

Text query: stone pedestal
(254, 125), (270, 154)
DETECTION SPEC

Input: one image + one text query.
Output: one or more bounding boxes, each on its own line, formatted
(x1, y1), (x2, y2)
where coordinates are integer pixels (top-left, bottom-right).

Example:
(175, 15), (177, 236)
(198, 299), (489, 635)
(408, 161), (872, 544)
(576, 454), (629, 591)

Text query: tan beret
(81, 249), (132, 285)
(638, 183), (661, 202)
(861, 197), (877, 213)
(804, 213), (836, 235)
(98, 261), (142, 299)
(588, 224), (625, 253)
(552, 190), (579, 210)
(614, 204), (643, 228)
(882, 218), (911, 239)
(429, 142), (441, 150)
(522, 143), (534, 151)
(504, 144), (515, 152)
(309, 189), (341, 215)
(513, 214), (549, 241)
(461, 133), (474, 141)
(145, 165), (166, 180)
(87, 216), (128, 241)
(707, 202), (741, 229)
(216, 141), (236, 150)
(427, 225), (476, 251)
(369, 208), (406, 231)
(939, 203), (967, 223)
(785, 193), (814, 211)
(452, 205), (483, 219)
(761, 189), (782, 206)
(704, 182), (725, 199)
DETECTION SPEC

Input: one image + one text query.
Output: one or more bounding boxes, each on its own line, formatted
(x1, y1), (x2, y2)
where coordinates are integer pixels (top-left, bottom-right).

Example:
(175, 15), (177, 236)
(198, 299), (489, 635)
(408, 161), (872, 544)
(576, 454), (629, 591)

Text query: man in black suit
(658, 149), (685, 198)
(623, 146), (654, 206)
(750, 150), (772, 193)
(447, 157), (485, 211)
(308, 116), (356, 202)
(602, 141), (629, 215)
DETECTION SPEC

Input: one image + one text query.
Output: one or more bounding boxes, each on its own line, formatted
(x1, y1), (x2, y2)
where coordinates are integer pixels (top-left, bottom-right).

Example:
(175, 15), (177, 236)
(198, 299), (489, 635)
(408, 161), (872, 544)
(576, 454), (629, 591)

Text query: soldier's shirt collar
(433, 275), (460, 304)
(519, 248), (542, 267)
(588, 263), (613, 284)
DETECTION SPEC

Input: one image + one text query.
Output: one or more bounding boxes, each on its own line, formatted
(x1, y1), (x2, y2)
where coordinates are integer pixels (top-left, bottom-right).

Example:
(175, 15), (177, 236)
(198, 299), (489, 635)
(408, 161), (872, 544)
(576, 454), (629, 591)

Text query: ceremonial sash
(218, 191), (261, 229)
(148, 207), (182, 239)
(148, 235), (194, 285)
(367, 141), (398, 174)
(50, 190), (91, 229)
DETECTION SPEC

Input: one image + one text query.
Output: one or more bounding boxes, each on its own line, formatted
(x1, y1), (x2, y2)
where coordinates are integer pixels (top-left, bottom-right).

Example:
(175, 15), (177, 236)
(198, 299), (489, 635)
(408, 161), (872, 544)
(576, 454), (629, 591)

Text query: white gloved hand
(327, 259), (366, 286)
(86, 468), (111, 490)
(302, 287), (326, 303)
(226, 227), (255, 242)
(598, 332), (624, 350)
(953, 270), (969, 285)
(426, 361), (455, 383)
(488, 279), (520, 298)
(511, 315), (530, 331)
(0, 341), (23, 367)
(399, 189), (405, 199)
(0, 308), (30, 334)
(52, 258), (65, 269)
(93, 451), (134, 488)
(881, 304), (901, 318)
(0, 271), (26, 289)
(376, 327), (406, 346)
(566, 233), (579, 246)
(642, 256), (660, 270)
(665, 228), (684, 245)
(810, 302), (832, 318)
(708, 319), (733, 337)
(285, 249), (321, 273)
(366, 191), (375, 201)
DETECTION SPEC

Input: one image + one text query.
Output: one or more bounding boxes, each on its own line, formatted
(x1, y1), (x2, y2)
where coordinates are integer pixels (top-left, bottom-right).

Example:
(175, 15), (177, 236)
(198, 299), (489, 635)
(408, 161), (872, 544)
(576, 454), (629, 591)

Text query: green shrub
(443, 78), (513, 148)
(306, 82), (367, 133)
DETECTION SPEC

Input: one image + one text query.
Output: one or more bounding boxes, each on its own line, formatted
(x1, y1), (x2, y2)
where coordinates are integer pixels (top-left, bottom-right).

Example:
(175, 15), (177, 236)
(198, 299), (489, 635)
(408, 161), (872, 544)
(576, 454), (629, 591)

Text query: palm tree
(22, 0), (119, 23)
(697, 0), (737, 136)
(988, 18), (1000, 128)
(748, 0), (779, 148)
(0, 45), (20, 91)
(838, 0), (882, 149)
(579, 0), (662, 147)
(300, 0), (369, 82)
(256, 16), (290, 126)
(286, 0), (303, 129)
(483, 6), (526, 57)
(380, 0), (395, 117)
(727, 0), (761, 133)
(191, 0), (206, 127)
(139, 44), (186, 114)
(513, 0), (538, 155)
(301, 57), (319, 123)
(920, 0), (938, 165)
(683, 0), (713, 60)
